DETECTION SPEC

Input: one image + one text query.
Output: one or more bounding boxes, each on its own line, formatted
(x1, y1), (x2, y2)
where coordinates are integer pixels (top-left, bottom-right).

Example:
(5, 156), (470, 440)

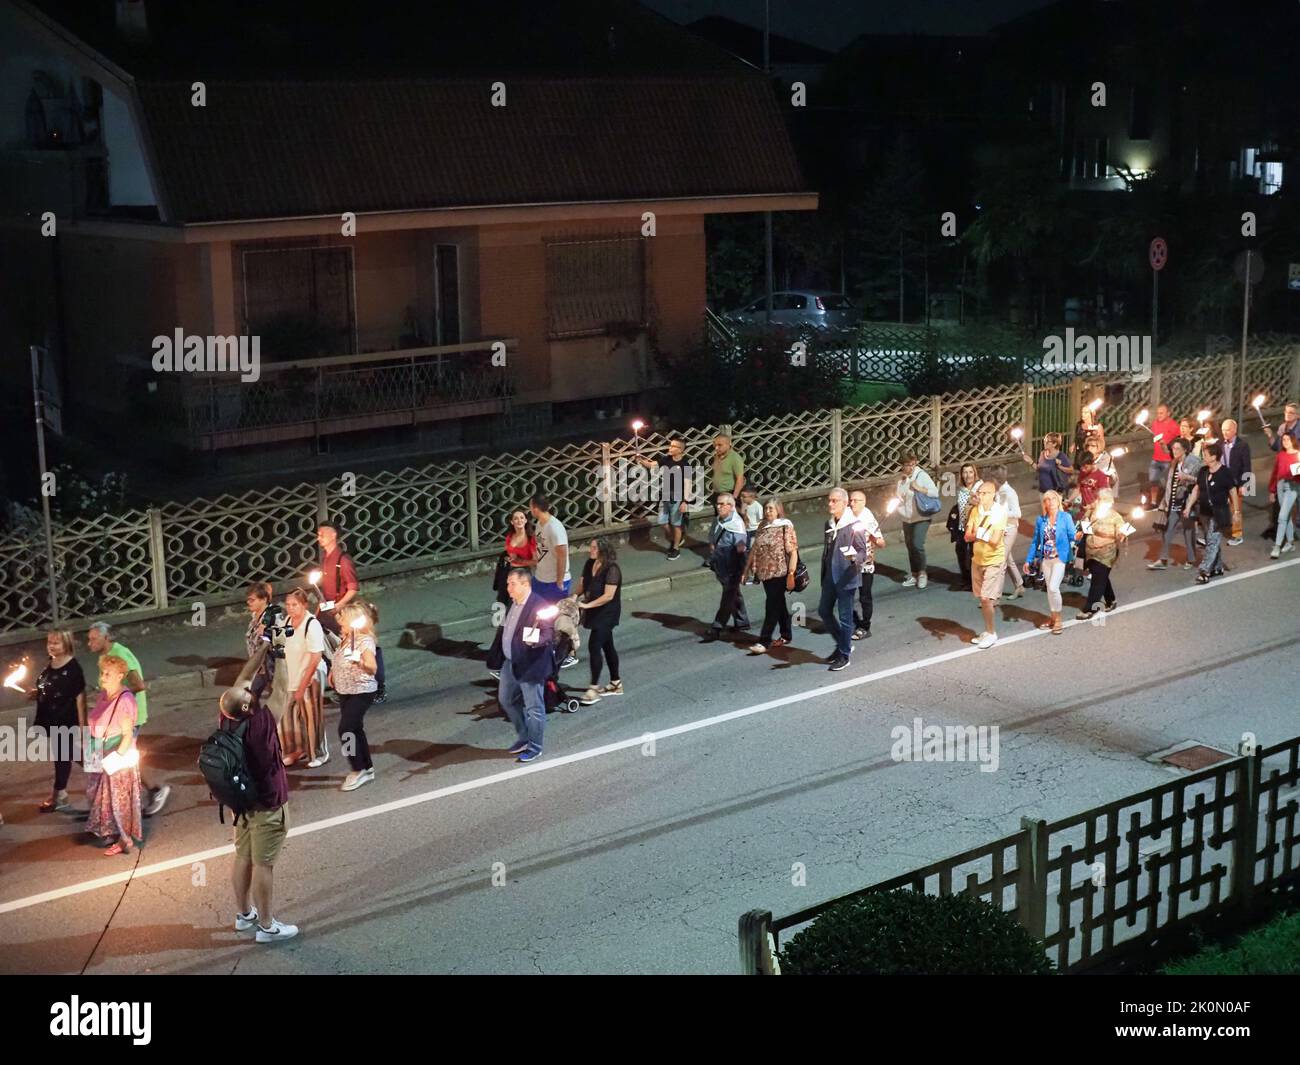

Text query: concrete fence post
(830, 408), (843, 487)
(599, 442), (614, 529)
(314, 483), (329, 526)
(467, 461), (480, 551)
(929, 395), (942, 469)
(1288, 345), (1300, 404)
(1017, 815), (1049, 944)
(1021, 382), (1034, 447)
(1230, 750), (1260, 916)
(1222, 353), (1235, 416)
(147, 508), (168, 610)
(738, 909), (776, 974)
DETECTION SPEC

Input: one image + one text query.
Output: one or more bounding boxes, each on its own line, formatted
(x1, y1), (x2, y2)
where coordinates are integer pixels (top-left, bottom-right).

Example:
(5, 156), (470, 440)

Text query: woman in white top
(330, 602), (379, 792)
(895, 450), (940, 589)
(282, 588), (329, 768)
(991, 465), (1025, 598)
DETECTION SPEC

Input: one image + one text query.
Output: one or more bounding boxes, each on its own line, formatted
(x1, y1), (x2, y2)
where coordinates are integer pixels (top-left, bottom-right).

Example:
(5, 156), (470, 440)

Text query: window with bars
(545, 234), (648, 338)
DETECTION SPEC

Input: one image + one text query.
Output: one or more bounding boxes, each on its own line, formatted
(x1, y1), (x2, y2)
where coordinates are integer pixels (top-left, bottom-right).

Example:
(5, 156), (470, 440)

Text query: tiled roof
(135, 78), (810, 223)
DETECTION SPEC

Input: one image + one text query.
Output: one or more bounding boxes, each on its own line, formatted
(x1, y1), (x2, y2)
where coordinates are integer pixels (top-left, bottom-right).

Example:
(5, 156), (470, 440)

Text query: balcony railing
(131, 340), (516, 450)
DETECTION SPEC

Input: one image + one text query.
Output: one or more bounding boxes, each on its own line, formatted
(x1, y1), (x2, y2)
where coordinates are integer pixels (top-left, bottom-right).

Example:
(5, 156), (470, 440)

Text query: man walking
(704, 493), (750, 640)
(529, 494), (571, 602)
(1147, 404), (1180, 509)
(820, 488), (869, 671)
(965, 480), (1008, 649)
(218, 683), (297, 943)
(1185, 442), (1233, 584)
(86, 622), (170, 816)
(315, 522), (359, 636)
(497, 570), (555, 763)
(710, 434), (745, 507)
(1219, 419), (1251, 546)
(991, 466), (1025, 599)
(847, 489), (886, 641)
(636, 434), (694, 560)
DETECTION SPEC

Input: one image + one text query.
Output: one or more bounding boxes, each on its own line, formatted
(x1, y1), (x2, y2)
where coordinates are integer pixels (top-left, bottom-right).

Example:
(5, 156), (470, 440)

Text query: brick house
(0, 0), (814, 480)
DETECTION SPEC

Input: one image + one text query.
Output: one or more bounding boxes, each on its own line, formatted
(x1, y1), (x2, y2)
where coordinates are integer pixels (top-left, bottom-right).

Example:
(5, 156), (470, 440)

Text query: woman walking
(1022, 432), (1073, 495)
(1077, 487), (1128, 618)
(952, 463), (980, 588)
(896, 451), (940, 588)
(331, 602), (380, 792)
(282, 588), (329, 768)
(85, 654), (143, 855)
(743, 498), (800, 655)
(576, 538), (623, 704)
(27, 630), (86, 813)
(496, 508), (539, 606)
(1269, 430), (1300, 558)
(1148, 438), (1201, 570)
(1022, 490), (1076, 635)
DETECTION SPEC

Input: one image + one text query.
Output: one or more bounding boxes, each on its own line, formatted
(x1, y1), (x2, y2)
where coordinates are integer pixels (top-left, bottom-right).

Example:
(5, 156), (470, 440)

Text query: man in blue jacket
(498, 570), (557, 763)
(820, 487), (870, 672)
(1220, 418), (1251, 546)
(704, 493), (750, 640)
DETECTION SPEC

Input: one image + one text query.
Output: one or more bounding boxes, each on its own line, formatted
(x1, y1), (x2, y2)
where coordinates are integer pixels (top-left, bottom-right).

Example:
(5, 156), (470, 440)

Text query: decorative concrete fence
(2, 338), (1296, 641)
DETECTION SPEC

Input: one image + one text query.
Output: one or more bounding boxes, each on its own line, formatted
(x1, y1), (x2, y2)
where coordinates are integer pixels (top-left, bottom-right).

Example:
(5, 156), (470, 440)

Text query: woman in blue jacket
(1022, 489), (1077, 635)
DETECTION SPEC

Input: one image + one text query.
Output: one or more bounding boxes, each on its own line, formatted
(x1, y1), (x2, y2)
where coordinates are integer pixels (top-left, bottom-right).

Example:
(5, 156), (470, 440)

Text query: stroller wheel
(564, 699), (581, 713)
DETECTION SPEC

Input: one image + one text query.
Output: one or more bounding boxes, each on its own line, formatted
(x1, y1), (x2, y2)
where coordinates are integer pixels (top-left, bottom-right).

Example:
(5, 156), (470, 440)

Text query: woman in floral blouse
(743, 498), (800, 655)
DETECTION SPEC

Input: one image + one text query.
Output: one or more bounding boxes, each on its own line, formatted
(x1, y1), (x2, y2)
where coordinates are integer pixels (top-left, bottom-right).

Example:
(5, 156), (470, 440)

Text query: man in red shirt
(316, 522), (359, 637)
(1147, 404), (1181, 508)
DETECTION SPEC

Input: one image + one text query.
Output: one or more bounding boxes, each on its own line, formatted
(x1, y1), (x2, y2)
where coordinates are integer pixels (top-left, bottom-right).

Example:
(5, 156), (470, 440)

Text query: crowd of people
(8, 408), (1297, 943)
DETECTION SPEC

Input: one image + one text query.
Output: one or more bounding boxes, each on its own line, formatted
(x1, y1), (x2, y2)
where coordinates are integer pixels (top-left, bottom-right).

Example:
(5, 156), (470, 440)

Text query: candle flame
(1252, 394), (1266, 409)
(1135, 409), (1149, 425)
(631, 419), (646, 432)
(1087, 398), (1104, 412)
(1095, 501), (1113, 519)
(1197, 408), (1212, 423)
(3, 663), (28, 690)
(307, 569), (322, 586)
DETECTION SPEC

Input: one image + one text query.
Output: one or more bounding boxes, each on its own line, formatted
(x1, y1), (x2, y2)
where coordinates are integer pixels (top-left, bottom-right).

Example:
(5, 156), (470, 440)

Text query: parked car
(723, 291), (860, 329)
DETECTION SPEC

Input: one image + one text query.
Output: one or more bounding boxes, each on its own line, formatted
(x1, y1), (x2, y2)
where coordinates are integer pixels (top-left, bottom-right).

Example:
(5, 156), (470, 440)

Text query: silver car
(724, 290), (859, 329)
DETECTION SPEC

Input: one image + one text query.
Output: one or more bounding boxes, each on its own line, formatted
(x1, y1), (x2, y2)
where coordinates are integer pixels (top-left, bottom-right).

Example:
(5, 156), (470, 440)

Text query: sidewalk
(0, 451), (1277, 717)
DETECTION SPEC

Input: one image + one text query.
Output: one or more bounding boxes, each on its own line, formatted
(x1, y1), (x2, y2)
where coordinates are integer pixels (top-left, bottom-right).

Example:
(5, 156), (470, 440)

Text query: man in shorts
(636, 434), (694, 560)
(219, 684), (298, 944)
(965, 479), (1008, 650)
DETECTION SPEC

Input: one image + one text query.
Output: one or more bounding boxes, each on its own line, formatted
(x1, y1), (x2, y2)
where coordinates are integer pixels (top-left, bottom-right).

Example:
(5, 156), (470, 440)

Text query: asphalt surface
(1, 501), (1298, 974)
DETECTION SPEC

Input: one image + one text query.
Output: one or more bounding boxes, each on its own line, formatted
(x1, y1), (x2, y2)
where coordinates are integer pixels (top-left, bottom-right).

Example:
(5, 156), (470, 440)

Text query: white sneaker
(307, 753), (330, 768)
(1283, 543), (1295, 554)
(143, 784), (172, 817)
(902, 576), (917, 587)
(747, 643), (767, 655)
(560, 655), (579, 669)
(970, 632), (990, 646)
(341, 767), (375, 792)
(975, 632), (998, 650)
(1271, 546), (1281, 559)
(917, 573), (928, 589)
(235, 908), (258, 932)
(256, 918), (299, 944)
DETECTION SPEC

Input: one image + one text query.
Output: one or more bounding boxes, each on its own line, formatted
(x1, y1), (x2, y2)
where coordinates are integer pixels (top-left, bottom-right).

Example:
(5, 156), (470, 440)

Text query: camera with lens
(258, 603), (294, 660)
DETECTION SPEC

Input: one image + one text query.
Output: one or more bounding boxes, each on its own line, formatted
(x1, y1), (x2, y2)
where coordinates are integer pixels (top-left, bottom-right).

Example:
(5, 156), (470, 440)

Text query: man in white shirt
(529, 493), (571, 601)
(848, 489), (887, 640)
(991, 465), (1024, 598)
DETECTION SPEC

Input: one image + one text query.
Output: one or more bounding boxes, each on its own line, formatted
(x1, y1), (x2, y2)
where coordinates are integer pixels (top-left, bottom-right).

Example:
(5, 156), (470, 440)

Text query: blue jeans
(533, 578), (571, 602)
(497, 659), (545, 753)
(1277, 481), (1299, 547)
(818, 581), (856, 657)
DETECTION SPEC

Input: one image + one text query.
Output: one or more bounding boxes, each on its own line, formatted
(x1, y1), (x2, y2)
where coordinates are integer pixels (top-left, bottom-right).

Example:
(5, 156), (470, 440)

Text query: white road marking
(2, 557), (1296, 917)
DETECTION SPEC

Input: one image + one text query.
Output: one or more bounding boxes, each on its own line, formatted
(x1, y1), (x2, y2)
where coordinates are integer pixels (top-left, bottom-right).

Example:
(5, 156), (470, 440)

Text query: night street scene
(1, 0), (1299, 1023)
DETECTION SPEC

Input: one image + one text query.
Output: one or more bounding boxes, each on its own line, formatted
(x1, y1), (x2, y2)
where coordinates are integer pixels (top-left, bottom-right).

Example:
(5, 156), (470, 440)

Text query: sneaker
(235, 908), (259, 932)
(917, 573), (928, 589)
(1004, 587), (1025, 599)
(701, 627), (722, 642)
(1147, 559), (1168, 570)
(1227, 536), (1243, 546)
(666, 548), (681, 561)
(559, 654), (579, 669)
(488, 669), (501, 680)
(828, 654), (850, 672)
(1270, 545), (1281, 559)
(143, 784), (172, 817)
(517, 748), (543, 763)
(747, 643), (767, 655)
(373, 690), (387, 705)
(1075, 610), (1096, 621)
(307, 753), (330, 768)
(1197, 536), (1207, 546)
(1104, 601), (1117, 612)
(1182, 562), (1194, 571)
(600, 680), (624, 696)
(1283, 543), (1295, 554)
(579, 686), (602, 705)
(901, 576), (917, 587)
(974, 632), (998, 650)
(341, 767), (375, 792)
(507, 739), (529, 755)
(256, 919), (299, 944)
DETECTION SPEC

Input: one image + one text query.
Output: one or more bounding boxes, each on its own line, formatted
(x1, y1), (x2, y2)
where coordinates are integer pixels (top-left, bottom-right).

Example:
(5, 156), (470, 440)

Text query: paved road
(1, 506), (1297, 974)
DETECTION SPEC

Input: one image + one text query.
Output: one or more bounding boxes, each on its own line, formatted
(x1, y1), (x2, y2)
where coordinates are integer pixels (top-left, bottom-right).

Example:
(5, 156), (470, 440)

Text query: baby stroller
(544, 629), (582, 714)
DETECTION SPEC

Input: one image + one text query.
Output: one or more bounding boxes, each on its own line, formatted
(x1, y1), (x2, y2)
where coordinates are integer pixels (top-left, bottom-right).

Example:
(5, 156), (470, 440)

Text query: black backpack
(197, 718), (256, 825)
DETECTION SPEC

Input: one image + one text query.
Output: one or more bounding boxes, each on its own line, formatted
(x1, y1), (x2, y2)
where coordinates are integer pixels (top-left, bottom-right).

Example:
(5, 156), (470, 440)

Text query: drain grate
(1158, 744), (1234, 771)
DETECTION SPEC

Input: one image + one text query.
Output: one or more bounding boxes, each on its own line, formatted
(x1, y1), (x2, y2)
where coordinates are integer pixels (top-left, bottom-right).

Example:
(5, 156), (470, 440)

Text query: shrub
(778, 889), (1053, 975)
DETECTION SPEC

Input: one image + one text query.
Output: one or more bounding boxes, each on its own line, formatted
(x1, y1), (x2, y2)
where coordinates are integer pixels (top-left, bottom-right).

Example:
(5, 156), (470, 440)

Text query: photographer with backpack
(210, 683), (298, 943)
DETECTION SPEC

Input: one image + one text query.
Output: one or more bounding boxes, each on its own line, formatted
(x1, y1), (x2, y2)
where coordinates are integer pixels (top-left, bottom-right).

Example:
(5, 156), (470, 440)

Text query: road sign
(1233, 249), (1264, 285)
(1148, 238), (1168, 272)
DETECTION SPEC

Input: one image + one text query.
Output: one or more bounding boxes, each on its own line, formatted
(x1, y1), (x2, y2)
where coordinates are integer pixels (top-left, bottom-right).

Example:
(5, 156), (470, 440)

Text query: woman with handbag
(743, 498), (800, 655)
(85, 654), (143, 856)
(1022, 490), (1077, 635)
(895, 451), (941, 589)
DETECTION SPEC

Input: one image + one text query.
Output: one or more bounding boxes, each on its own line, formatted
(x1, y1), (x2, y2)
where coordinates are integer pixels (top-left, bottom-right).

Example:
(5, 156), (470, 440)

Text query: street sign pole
(29, 346), (60, 624)
(1148, 237), (1167, 348)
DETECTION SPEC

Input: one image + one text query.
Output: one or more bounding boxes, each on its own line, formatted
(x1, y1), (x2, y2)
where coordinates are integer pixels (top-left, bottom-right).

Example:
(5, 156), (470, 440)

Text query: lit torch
(1252, 394), (1269, 430)
(631, 418), (646, 456)
(348, 612), (368, 654)
(1010, 425), (1026, 457)
(3, 663), (29, 694)
(885, 497), (900, 517)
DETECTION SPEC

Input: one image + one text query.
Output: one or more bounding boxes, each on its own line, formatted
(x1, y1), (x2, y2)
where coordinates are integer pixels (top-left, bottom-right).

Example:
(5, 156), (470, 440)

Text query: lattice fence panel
(331, 463), (472, 564)
(1253, 736), (1300, 892)
(1041, 765), (1241, 972)
(1239, 350), (1296, 417)
(48, 510), (156, 622)
(1083, 375), (1152, 438)
(840, 396), (932, 480)
(938, 385), (1024, 466)
(0, 530), (55, 632)
(731, 409), (835, 496)
(1159, 355), (1228, 421)
(475, 444), (606, 546)
(161, 485), (320, 601)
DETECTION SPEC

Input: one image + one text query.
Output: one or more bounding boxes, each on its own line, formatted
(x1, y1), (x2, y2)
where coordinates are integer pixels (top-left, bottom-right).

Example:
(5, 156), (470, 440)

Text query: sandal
(38, 798), (58, 812)
(102, 842), (132, 857)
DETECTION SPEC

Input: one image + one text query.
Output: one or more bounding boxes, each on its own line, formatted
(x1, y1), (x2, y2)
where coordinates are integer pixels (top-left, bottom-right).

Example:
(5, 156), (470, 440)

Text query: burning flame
(885, 498), (900, 515)
(1135, 409), (1149, 426)
(3, 664), (28, 691)
(1109, 446), (1127, 457)
(1252, 394), (1266, 409)
(307, 569), (322, 586)
(1094, 501), (1113, 519)
(1010, 426), (1024, 441)
(631, 419), (646, 432)
(1087, 398), (1104, 413)
(349, 615), (368, 630)
(1132, 507), (1145, 519)
(536, 606), (560, 620)
(1197, 408), (1212, 423)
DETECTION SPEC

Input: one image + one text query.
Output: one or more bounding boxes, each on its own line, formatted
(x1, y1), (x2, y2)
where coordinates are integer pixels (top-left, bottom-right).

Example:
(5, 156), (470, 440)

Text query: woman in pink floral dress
(85, 654), (143, 856)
